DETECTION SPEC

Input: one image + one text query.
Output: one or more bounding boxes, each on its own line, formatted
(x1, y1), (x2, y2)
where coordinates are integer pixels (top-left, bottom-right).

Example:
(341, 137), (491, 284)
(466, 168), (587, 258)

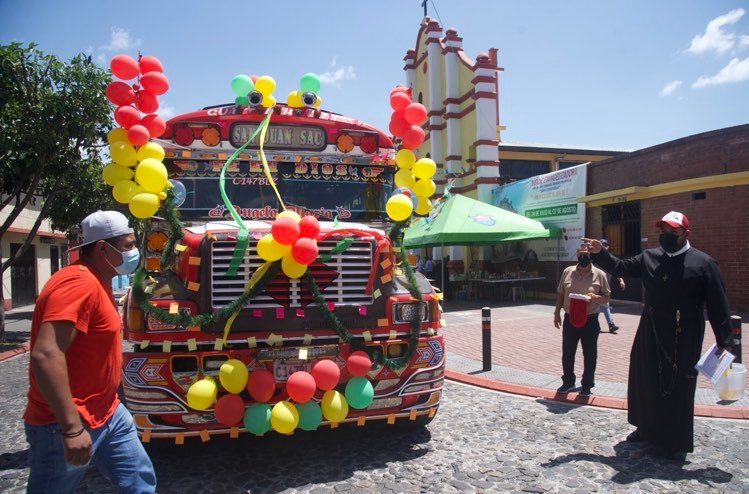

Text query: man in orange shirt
(24, 211), (156, 493)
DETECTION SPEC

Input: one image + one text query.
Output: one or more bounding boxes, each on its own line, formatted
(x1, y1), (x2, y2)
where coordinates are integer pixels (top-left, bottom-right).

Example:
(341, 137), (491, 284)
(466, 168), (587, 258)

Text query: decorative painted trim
(474, 139), (499, 147)
(472, 91), (498, 100)
(475, 160), (499, 168)
(471, 75), (497, 85)
(444, 155), (462, 161)
(444, 103), (476, 120)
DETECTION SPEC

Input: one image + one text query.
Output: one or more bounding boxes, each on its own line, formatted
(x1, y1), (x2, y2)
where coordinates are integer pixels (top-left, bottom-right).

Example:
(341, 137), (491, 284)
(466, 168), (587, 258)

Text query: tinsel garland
(158, 189), (184, 272)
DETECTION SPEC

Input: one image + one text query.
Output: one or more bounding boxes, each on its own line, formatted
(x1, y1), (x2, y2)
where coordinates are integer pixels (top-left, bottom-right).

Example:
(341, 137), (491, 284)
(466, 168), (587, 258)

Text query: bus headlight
(392, 302), (429, 324)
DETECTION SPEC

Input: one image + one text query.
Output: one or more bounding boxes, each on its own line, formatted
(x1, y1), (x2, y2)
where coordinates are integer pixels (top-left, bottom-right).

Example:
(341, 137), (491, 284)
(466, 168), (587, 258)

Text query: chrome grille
(211, 237), (374, 308)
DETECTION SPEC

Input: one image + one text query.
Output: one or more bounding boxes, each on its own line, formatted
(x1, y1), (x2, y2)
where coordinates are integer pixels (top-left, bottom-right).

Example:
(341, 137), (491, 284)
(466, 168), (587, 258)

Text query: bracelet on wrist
(60, 427), (85, 438)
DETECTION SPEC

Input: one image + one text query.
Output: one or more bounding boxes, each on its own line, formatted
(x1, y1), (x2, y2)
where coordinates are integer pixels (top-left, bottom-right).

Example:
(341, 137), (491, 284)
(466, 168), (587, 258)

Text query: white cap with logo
(69, 211), (133, 251)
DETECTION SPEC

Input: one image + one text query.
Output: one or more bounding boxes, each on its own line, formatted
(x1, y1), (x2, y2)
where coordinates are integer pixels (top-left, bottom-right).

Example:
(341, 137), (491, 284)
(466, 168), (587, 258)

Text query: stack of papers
(695, 344), (736, 384)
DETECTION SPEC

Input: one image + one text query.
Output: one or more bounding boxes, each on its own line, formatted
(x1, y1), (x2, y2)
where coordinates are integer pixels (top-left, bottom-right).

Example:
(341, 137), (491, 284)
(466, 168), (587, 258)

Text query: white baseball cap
(655, 211), (690, 230)
(69, 211), (133, 251)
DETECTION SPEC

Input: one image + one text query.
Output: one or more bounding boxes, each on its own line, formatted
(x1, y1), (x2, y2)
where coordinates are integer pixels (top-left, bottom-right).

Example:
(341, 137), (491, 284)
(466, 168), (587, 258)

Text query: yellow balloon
(112, 180), (138, 204)
(313, 96), (322, 108)
(413, 178), (436, 198)
(414, 196), (432, 215)
(277, 210), (301, 222)
(102, 162), (134, 186)
(394, 169), (416, 189)
(110, 141), (137, 167)
(186, 378), (217, 411)
(136, 142), (165, 162)
(321, 390), (349, 423)
(256, 234), (291, 261)
(254, 75), (276, 97)
(129, 192), (160, 219)
(219, 359), (249, 394)
(135, 158), (168, 193)
(413, 158), (437, 179)
(386, 194), (414, 222)
(107, 128), (129, 145)
(286, 90), (303, 108)
(282, 254), (307, 279)
(158, 191), (167, 201)
(270, 401), (299, 434)
(261, 94), (276, 108)
(395, 149), (416, 170)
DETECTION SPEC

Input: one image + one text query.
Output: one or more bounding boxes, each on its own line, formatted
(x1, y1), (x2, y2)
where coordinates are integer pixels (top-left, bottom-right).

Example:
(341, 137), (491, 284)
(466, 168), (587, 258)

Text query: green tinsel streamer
(158, 189), (185, 272)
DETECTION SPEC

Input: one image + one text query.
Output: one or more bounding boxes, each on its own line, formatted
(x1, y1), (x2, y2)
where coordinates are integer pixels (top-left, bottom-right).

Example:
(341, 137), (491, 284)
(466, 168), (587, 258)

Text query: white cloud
(319, 62), (356, 85)
(330, 56), (337, 67)
(157, 103), (175, 119)
(659, 80), (682, 96)
(688, 8), (744, 55)
(99, 27), (141, 53)
(692, 57), (749, 87)
(741, 35), (749, 47)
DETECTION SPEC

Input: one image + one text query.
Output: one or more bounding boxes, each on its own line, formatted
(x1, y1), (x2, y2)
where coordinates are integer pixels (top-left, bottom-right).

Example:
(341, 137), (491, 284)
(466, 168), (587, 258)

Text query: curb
(0, 342), (30, 363)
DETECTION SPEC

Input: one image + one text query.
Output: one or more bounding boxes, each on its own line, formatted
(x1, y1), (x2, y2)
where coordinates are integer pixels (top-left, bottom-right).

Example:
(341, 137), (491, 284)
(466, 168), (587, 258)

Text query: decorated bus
(112, 69), (445, 441)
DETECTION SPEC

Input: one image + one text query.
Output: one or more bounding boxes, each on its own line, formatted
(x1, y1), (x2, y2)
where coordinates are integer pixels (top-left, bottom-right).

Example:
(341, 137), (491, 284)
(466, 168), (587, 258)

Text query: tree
(0, 43), (114, 339)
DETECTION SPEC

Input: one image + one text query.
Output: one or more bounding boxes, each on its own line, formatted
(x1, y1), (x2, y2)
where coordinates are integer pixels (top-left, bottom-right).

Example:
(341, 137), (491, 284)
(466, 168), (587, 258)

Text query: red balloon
(114, 105), (141, 129)
(140, 114), (166, 138)
(286, 371), (316, 403)
(249, 74), (259, 83)
(389, 92), (411, 112)
(247, 369), (276, 402)
(401, 125), (425, 150)
(105, 81), (136, 106)
(404, 103), (428, 125)
(346, 350), (373, 377)
(127, 124), (150, 146)
(291, 237), (318, 265)
(136, 90), (159, 114)
(311, 360), (340, 391)
(298, 215), (320, 239)
(389, 85), (410, 98)
(138, 55), (163, 74)
(214, 394), (245, 426)
(271, 216), (300, 245)
(388, 113), (409, 137)
(110, 54), (140, 80)
(140, 71), (169, 95)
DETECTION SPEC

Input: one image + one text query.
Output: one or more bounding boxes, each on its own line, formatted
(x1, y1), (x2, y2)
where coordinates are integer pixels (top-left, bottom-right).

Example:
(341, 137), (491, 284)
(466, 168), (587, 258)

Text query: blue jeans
(600, 303), (614, 326)
(25, 403), (156, 493)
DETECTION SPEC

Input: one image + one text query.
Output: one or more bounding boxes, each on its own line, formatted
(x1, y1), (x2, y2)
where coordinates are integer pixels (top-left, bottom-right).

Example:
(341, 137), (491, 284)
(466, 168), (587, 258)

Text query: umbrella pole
(441, 243), (446, 311)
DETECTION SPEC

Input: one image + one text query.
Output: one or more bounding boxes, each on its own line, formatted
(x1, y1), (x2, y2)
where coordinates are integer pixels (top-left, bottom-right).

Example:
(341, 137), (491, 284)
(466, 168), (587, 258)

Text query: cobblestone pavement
(2, 353), (748, 493)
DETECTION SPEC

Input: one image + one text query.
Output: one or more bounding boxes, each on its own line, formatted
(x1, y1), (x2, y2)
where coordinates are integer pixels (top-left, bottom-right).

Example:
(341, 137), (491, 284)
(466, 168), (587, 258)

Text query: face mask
(577, 254), (591, 267)
(106, 245), (140, 275)
(659, 233), (681, 253)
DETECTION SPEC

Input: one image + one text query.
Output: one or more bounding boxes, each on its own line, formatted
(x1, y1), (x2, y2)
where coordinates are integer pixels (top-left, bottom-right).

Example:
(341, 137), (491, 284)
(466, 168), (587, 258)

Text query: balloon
(282, 255), (307, 279)
(246, 369), (275, 402)
(105, 81), (136, 106)
(138, 55), (163, 74)
(389, 92), (411, 112)
(277, 210), (301, 222)
(110, 141), (137, 167)
(107, 127), (129, 145)
(169, 179), (187, 207)
(186, 378), (217, 411)
(389, 85), (410, 97)
(129, 192), (160, 219)
(219, 359), (249, 394)
(140, 71), (169, 95)
(286, 90), (303, 108)
(140, 114), (166, 138)
(261, 94), (276, 108)
(296, 401), (322, 431)
(414, 196), (432, 216)
(110, 54), (139, 80)
(254, 75), (276, 97)
(256, 234), (291, 262)
(395, 149), (416, 170)
(404, 103), (428, 125)
(401, 125), (425, 150)
(386, 194), (414, 222)
(136, 141), (165, 162)
(313, 96), (322, 108)
(345, 377), (374, 409)
(136, 90), (159, 114)
(249, 74), (259, 83)
(286, 371), (316, 403)
(394, 169), (416, 189)
(135, 158), (168, 193)
(311, 360), (340, 391)
(413, 158), (437, 179)
(271, 401), (299, 434)
(231, 74), (254, 96)
(346, 350), (372, 377)
(214, 394), (245, 426)
(291, 238), (318, 265)
(300, 72), (321, 93)
(321, 390), (349, 422)
(388, 113), (409, 137)
(114, 105), (140, 129)
(298, 215), (320, 239)
(413, 178), (436, 197)
(102, 163), (134, 186)
(112, 180), (138, 204)
(243, 402), (271, 435)
(127, 125), (150, 146)
(235, 95), (249, 107)
(271, 217), (300, 245)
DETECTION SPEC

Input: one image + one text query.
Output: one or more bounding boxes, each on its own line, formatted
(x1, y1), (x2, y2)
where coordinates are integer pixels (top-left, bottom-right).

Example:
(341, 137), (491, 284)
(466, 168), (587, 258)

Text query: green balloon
(235, 95), (249, 107)
(344, 377), (374, 409)
(299, 72), (321, 93)
(231, 74), (254, 97)
(296, 401), (323, 431)
(243, 403), (271, 434)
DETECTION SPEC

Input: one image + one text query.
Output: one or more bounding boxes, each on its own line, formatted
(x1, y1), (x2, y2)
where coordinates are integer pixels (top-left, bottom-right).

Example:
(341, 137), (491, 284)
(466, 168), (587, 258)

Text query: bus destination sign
(229, 123), (326, 150)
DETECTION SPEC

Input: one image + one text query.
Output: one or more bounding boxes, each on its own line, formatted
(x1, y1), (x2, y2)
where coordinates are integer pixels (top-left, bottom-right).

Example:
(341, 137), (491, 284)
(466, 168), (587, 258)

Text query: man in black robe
(583, 211), (733, 457)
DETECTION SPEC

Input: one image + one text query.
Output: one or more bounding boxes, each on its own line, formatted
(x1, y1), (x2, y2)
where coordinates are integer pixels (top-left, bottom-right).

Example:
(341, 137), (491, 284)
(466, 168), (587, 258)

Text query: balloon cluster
(256, 211), (321, 279)
(185, 352), (375, 434)
(388, 85), (427, 150)
(231, 74), (277, 108)
(286, 73), (323, 108)
(103, 54), (170, 218)
(386, 149), (437, 221)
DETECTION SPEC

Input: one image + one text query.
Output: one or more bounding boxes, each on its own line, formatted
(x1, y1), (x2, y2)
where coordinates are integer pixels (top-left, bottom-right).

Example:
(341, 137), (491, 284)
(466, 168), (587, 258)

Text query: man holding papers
(584, 211), (733, 458)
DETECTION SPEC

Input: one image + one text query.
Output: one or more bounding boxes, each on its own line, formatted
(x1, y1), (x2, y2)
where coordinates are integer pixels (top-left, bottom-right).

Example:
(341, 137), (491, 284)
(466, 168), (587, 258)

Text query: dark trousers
(561, 313), (601, 388)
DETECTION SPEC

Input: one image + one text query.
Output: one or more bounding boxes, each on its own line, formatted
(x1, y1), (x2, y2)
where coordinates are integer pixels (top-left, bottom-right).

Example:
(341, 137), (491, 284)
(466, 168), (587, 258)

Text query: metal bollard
(482, 307), (491, 371)
(730, 315), (742, 363)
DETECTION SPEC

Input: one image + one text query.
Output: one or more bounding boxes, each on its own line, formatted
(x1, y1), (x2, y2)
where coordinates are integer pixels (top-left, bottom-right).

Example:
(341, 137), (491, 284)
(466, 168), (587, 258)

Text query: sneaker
(579, 387), (592, 397)
(609, 324), (619, 334)
(556, 384), (577, 394)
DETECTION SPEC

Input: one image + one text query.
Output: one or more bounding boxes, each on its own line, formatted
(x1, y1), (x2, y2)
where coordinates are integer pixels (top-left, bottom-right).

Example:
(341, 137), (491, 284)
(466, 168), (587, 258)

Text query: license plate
(273, 360), (312, 382)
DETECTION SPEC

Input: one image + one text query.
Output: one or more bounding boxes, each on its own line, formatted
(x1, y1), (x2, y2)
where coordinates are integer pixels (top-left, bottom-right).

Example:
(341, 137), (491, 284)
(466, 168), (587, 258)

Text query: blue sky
(2, 0), (748, 151)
